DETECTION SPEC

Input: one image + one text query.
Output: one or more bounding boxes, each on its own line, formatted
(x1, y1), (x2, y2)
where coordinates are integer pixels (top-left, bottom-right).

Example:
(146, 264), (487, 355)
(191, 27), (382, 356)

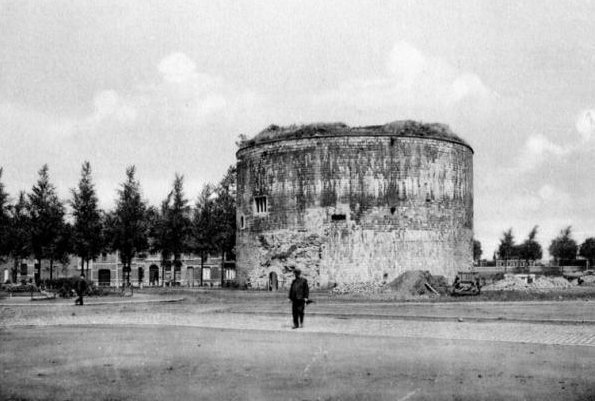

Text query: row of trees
(490, 225), (595, 265)
(0, 163), (236, 286)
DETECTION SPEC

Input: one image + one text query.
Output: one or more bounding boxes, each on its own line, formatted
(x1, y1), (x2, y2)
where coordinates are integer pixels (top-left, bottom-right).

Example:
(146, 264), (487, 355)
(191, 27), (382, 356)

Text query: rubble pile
(331, 281), (384, 295)
(385, 270), (448, 296)
(483, 275), (573, 291)
(580, 275), (595, 286)
(532, 276), (573, 289)
(330, 270), (448, 297)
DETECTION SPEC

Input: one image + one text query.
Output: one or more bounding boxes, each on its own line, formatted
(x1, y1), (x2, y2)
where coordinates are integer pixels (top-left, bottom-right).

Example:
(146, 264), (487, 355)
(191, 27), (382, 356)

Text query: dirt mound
(483, 275), (573, 291)
(385, 270), (448, 296)
(330, 270), (448, 297)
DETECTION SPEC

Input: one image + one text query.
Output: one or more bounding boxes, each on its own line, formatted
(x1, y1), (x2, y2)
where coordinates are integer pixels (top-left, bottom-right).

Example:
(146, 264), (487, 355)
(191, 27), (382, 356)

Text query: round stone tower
(235, 120), (473, 289)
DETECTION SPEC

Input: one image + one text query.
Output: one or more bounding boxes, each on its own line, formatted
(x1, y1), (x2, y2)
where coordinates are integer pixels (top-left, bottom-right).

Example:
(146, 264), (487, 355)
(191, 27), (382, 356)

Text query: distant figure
(74, 273), (87, 306)
(288, 268), (309, 329)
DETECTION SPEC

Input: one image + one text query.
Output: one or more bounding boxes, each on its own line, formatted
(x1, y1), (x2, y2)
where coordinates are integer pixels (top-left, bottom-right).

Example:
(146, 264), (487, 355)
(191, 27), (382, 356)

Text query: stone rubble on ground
(483, 275), (573, 291)
(330, 270), (448, 297)
(331, 281), (384, 295)
(331, 271), (580, 295)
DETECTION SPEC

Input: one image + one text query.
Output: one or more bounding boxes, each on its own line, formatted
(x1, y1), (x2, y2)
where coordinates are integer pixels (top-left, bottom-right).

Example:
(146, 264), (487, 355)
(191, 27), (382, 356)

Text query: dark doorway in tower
(98, 269), (111, 287)
(269, 271), (278, 291)
(138, 267), (144, 285)
(149, 264), (159, 286)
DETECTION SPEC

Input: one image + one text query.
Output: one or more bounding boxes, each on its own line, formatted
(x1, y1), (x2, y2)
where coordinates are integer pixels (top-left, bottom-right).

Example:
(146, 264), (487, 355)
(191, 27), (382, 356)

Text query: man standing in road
(75, 273), (88, 306)
(288, 268), (309, 329)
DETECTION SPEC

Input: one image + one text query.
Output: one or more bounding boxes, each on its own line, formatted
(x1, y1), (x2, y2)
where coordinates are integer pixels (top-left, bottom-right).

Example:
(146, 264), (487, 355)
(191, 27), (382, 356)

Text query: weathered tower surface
(236, 121), (474, 288)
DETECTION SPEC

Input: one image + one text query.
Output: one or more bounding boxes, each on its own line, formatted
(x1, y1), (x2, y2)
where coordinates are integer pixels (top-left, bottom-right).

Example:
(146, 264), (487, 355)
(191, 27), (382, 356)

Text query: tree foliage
(192, 183), (216, 255)
(0, 167), (10, 259)
(548, 226), (578, 262)
(71, 161), (103, 275)
(473, 239), (482, 261)
(191, 183), (216, 284)
(107, 166), (148, 285)
(157, 174), (192, 284)
(212, 165), (236, 257)
(27, 165), (66, 281)
(517, 225), (543, 262)
(6, 192), (30, 282)
(579, 238), (595, 266)
(497, 228), (518, 260)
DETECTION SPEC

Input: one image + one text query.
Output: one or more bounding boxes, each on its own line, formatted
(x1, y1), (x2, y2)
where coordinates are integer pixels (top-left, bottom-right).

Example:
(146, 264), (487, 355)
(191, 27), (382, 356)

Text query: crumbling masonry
(236, 121), (474, 289)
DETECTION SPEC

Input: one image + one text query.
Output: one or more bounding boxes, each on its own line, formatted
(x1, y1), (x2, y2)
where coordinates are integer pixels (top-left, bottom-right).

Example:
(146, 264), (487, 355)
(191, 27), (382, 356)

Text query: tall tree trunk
(36, 258), (41, 286)
(200, 252), (204, 287)
(12, 258), (18, 283)
(123, 260), (127, 288)
(221, 249), (225, 287)
(173, 254), (181, 285)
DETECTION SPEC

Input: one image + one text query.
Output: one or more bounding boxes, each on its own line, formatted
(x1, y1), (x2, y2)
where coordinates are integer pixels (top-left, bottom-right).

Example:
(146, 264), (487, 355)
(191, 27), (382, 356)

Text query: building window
(20, 264), (28, 276)
(331, 214), (346, 221)
(225, 268), (236, 280)
(202, 267), (211, 281)
(240, 215), (245, 229)
(254, 196), (267, 214)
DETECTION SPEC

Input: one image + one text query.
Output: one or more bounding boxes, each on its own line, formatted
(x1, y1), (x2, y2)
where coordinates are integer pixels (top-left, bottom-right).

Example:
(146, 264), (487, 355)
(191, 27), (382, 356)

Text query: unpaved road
(1, 292), (594, 400)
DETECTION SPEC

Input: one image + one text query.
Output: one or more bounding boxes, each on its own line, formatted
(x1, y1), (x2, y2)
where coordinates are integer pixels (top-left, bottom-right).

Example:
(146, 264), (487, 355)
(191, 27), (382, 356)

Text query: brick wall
(236, 133), (473, 288)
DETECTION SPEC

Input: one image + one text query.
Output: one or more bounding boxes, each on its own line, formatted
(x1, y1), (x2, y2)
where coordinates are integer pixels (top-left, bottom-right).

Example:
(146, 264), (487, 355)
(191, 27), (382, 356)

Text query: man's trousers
(292, 300), (306, 327)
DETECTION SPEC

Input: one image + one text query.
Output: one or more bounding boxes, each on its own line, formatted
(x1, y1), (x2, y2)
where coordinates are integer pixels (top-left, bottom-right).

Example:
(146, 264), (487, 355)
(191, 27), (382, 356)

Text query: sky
(1, 0), (594, 259)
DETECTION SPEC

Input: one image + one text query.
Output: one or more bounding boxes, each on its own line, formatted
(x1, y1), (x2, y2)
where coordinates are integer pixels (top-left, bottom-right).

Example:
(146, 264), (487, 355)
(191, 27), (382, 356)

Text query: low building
(1, 258), (79, 285)
(1, 253), (237, 288)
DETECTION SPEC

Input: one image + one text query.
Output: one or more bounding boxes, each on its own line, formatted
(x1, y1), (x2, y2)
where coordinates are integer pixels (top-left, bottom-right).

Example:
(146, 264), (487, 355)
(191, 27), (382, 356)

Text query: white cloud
(450, 73), (491, 103)
(386, 41), (427, 87)
(384, 41), (495, 107)
(576, 109), (595, 142)
(516, 134), (568, 171)
(311, 41), (496, 125)
(158, 52), (198, 83)
(537, 184), (555, 200)
(92, 90), (138, 124)
(537, 184), (571, 206)
(196, 94), (228, 119)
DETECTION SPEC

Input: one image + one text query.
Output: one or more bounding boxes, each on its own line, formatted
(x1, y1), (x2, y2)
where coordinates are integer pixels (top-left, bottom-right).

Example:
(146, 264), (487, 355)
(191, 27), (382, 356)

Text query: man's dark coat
(289, 277), (309, 301)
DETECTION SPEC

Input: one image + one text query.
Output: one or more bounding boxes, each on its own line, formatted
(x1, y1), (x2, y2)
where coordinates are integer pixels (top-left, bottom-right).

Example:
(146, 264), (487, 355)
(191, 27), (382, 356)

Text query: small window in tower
(254, 196), (267, 214)
(331, 214), (346, 221)
(390, 206), (396, 215)
(425, 183), (432, 202)
(240, 215), (245, 229)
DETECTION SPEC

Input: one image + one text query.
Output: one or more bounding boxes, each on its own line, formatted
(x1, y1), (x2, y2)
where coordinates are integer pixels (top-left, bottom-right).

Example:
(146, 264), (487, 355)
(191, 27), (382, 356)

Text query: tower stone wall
(235, 121), (474, 289)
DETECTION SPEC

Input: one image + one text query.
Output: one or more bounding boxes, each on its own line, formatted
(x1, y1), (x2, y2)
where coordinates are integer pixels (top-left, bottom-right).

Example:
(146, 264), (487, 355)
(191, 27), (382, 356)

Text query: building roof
(237, 120), (473, 152)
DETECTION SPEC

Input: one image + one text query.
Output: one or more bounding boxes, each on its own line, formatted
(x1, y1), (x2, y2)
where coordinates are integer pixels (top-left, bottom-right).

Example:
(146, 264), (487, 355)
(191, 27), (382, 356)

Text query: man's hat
(293, 268), (301, 274)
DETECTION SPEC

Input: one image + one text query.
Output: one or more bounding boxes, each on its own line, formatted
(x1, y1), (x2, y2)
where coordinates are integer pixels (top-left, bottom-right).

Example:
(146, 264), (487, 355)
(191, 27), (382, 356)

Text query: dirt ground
(1, 290), (595, 400)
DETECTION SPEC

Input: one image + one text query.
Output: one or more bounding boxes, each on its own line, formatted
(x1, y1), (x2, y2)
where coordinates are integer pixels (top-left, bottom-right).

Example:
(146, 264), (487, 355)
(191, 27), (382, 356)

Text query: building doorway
(269, 271), (278, 291)
(98, 269), (111, 287)
(186, 267), (194, 287)
(149, 265), (159, 286)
